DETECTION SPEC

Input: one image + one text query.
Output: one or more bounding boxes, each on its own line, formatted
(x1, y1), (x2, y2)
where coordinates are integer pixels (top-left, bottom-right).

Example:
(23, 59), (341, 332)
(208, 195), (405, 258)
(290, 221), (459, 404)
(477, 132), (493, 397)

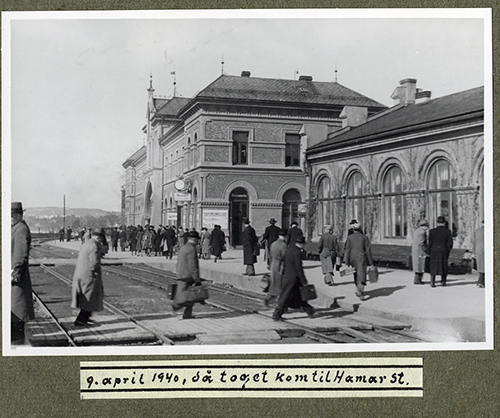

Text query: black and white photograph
(2, 8), (492, 356)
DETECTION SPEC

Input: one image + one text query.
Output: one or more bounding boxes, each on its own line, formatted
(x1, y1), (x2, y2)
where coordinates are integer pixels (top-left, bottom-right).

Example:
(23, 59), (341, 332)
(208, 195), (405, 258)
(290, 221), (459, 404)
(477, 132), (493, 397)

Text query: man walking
(164, 225), (177, 260)
(71, 227), (107, 326)
(428, 216), (453, 287)
(173, 230), (203, 319)
(264, 229), (288, 307)
(210, 225), (226, 263)
(343, 219), (374, 300)
(412, 219), (429, 284)
(242, 218), (258, 276)
(272, 236), (314, 321)
(11, 202), (35, 344)
(262, 218), (280, 269)
(287, 221), (304, 248)
(318, 225), (340, 286)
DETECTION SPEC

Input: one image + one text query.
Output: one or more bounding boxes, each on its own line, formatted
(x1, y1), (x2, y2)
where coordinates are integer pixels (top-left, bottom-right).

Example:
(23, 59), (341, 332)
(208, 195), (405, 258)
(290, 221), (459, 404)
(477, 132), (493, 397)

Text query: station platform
(42, 239), (488, 342)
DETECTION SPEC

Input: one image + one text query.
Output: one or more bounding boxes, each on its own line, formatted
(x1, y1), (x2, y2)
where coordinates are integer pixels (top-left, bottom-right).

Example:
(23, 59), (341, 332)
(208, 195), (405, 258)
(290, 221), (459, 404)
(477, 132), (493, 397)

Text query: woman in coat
(71, 228), (106, 325)
(343, 219), (374, 300)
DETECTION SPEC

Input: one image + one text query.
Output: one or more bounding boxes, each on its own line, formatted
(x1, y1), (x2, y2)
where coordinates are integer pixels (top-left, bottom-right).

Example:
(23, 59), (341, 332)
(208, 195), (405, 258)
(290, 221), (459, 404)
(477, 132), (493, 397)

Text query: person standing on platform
(135, 225), (144, 256)
(173, 230), (203, 319)
(111, 227), (119, 252)
(473, 220), (485, 288)
(264, 229), (288, 307)
(427, 216), (453, 287)
(59, 227), (65, 242)
(287, 221), (304, 248)
(71, 227), (106, 326)
(11, 202), (35, 345)
(343, 219), (374, 300)
(66, 226), (72, 242)
(242, 218), (258, 276)
(129, 226), (137, 255)
(272, 236), (314, 321)
(119, 227), (128, 252)
(199, 227), (211, 260)
(412, 219), (429, 285)
(164, 225), (177, 259)
(142, 225), (154, 256)
(262, 218), (280, 269)
(318, 225), (340, 286)
(210, 225), (226, 263)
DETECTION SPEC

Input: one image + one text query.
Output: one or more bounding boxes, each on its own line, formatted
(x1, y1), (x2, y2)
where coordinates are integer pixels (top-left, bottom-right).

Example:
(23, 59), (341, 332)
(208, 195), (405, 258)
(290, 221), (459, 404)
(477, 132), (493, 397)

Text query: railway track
(28, 250), (429, 347)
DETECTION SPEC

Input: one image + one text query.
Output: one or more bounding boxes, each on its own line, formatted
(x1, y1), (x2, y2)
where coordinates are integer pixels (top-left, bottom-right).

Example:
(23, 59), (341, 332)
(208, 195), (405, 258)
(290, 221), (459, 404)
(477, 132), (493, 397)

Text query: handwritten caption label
(80, 358), (423, 399)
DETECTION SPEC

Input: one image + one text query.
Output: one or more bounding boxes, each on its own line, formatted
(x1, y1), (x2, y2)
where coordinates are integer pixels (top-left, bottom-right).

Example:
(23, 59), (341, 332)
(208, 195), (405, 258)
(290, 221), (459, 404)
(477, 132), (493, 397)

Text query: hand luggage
(340, 265), (355, 277)
(175, 285), (209, 304)
(367, 265), (379, 283)
(299, 284), (317, 301)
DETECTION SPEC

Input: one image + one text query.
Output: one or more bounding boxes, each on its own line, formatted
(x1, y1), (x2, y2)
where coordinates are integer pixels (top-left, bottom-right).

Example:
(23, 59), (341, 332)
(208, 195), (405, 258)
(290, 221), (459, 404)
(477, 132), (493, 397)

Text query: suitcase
(367, 266), (379, 283)
(175, 285), (209, 304)
(299, 284), (317, 301)
(340, 265), (355, 277)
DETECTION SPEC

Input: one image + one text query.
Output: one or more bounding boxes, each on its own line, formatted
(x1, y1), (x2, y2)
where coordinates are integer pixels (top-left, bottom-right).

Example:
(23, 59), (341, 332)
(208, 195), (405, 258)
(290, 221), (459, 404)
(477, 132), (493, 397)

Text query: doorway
(282, 189), (301, 229)
(229, 187), (249, 246)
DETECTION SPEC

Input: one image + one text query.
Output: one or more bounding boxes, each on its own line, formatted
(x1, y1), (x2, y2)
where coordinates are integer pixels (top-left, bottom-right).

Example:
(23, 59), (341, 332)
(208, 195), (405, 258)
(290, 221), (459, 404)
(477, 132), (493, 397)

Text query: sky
(3, 9), (488, 212)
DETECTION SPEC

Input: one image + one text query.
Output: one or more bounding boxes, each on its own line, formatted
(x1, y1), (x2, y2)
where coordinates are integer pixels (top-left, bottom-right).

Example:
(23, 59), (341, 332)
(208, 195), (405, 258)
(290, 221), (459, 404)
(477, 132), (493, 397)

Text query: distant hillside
(26, 207), (120, 218)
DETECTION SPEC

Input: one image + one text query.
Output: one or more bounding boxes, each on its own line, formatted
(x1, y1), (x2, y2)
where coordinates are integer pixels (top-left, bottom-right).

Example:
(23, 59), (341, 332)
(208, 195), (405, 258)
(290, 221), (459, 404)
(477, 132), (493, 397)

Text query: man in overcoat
(262, 218), (281, 268)
(164, 225), (177, 259)
(412, 219), (429, 284)
(428, 216), (453, 287)
(173, 230), (203, 319)
(473, 220), (485, 288)
(71, 227), (106, 325)
(264, 229), (288, 307)
(11, 201), (35, 344)
(318, 225), (340, 286)
(343, 219), (374, 300)
(111, 227), (119, 252)
(287, 221), (304, 248)
(272, 236), (314, 321)
(210, 225), (226, 263)
(242, 218), (258, 276)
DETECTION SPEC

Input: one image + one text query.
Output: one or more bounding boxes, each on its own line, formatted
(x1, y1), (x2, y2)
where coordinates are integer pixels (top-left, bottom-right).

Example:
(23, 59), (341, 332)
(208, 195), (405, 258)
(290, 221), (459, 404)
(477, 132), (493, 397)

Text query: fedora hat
(295, 236), (305, 244)
(268, 218), (277, 224)
(436, 216), (446, 224)
(11, 201), (25, 214)
(188, 230), (200, 239)
(92, 227), (105, 237)
(419, 219), (429, 227)
(242, 218), (250, 224)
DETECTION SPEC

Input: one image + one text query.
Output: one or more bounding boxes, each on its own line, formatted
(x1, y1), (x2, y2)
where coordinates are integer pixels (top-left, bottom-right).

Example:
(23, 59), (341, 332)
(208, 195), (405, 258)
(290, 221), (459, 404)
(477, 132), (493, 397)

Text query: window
(317, 176), (331, 233)
(427, 160), (457, 235)
(383, 166), (407, 237)
(346, 171), (365, 229)
(232, 131), (248, 165)
(285, 133), (301, 167)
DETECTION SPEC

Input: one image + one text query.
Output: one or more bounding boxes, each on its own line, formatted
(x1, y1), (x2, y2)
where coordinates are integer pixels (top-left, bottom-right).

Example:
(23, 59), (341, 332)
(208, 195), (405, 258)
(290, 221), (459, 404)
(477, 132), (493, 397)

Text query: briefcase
(299, 284), (317, 301)
(367, 265), (379, 283)
(175, 285), (209, 304)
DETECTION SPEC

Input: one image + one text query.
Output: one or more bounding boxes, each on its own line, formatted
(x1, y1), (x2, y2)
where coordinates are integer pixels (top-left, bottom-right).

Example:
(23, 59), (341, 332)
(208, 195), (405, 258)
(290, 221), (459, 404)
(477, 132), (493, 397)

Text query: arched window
(317, 176), (331, 233)
(346, 171), (365, 229)
(427, 159), (457, 235)
(383, 166), (407, 237)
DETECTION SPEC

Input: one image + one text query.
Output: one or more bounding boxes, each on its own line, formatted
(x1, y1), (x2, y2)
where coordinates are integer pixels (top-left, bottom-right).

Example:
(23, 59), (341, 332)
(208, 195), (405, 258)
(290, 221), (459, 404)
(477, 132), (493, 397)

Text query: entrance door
(282, 189), (301, 229)
(229, 188), (249, 246)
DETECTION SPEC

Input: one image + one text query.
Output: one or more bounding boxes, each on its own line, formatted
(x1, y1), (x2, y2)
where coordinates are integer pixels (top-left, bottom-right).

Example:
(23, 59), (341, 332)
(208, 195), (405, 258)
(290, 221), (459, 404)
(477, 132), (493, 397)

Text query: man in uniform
(428, 215), (453, 287)
(272, 236), (314, 321)
(173, 230), (203, 319)
(71, 227), (107, 326)
(242, 218), (258, 276)
(412, 219), (429, 284)
(11, 201), (35, 344)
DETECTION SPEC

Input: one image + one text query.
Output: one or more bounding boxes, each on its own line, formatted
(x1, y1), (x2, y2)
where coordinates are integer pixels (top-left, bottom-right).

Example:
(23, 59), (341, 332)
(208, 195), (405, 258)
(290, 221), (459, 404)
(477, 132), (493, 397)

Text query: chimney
(339, 106), (368, 128)
(415, 88), (432, 103)
(298, 75), (313, 81)
(241, 71), (251, 77)
(391, 78), (417, 105)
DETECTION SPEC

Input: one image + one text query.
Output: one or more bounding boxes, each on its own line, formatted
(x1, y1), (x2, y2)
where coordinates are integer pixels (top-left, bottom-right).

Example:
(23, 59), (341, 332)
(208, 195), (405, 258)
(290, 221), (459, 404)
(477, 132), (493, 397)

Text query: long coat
(287, 226), (304, 248)
(343, 230), (373, 283)
(318, 232), (340, 274)
(200, 230), (211, 255)
(242, 225), (258, 265)
(277, 244), (309, 310)
(473, 226), (485, 274)
(176, 242), (200, 281)
(411, 227), (428, 273)
(164, 227), (177, 251)
(428, 225), (453, 276)
(11, 220), (35, 322)
(210, 228), (226, 257)
(71, 237), (104, 312)
(269, 238), (287, 297)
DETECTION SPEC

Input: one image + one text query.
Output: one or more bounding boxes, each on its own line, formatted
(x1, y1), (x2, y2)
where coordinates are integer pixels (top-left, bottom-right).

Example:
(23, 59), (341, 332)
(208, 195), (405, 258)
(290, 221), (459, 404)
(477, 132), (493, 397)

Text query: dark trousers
(414, 272), (424, 284)
(477, 272), (485, 286)
(11, 321), (25, 344)
(75, 309), (92, 323)
(430, 275), (447, 286)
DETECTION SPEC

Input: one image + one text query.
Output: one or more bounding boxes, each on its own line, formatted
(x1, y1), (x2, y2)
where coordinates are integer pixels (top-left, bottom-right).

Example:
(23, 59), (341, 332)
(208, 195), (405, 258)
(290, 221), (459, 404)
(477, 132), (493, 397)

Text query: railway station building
(306, 79), (484, 250)
(122, 72), (386, 245)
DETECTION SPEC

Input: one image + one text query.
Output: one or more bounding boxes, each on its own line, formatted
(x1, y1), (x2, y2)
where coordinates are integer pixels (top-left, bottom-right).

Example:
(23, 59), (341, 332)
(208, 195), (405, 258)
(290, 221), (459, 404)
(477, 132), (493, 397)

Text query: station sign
(166, 212), (177, 221)
(297, 203), (307, 215)
(202, 208), (228, 230)
(174, 192), (191, 202)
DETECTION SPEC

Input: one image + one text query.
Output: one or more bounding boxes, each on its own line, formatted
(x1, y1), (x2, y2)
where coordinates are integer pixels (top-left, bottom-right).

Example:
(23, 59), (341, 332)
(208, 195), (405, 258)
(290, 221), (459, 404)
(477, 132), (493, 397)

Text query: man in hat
(272, 236), (315, 321)
(262, 218), (281, 268)
(210, 224), (226, 263)
(11, 201), (35, 344)
(343, 219), (374, 300)
(71, 227), (107, 325)
(287, 221), (304, 248)
(242, 218), (258, 276)
(173, 230), (203, 319)
(318, 225), (340, 286)
(264, 228), (288, 307)
(428, 216), (453, 287)
(412, 219), (429, 284)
